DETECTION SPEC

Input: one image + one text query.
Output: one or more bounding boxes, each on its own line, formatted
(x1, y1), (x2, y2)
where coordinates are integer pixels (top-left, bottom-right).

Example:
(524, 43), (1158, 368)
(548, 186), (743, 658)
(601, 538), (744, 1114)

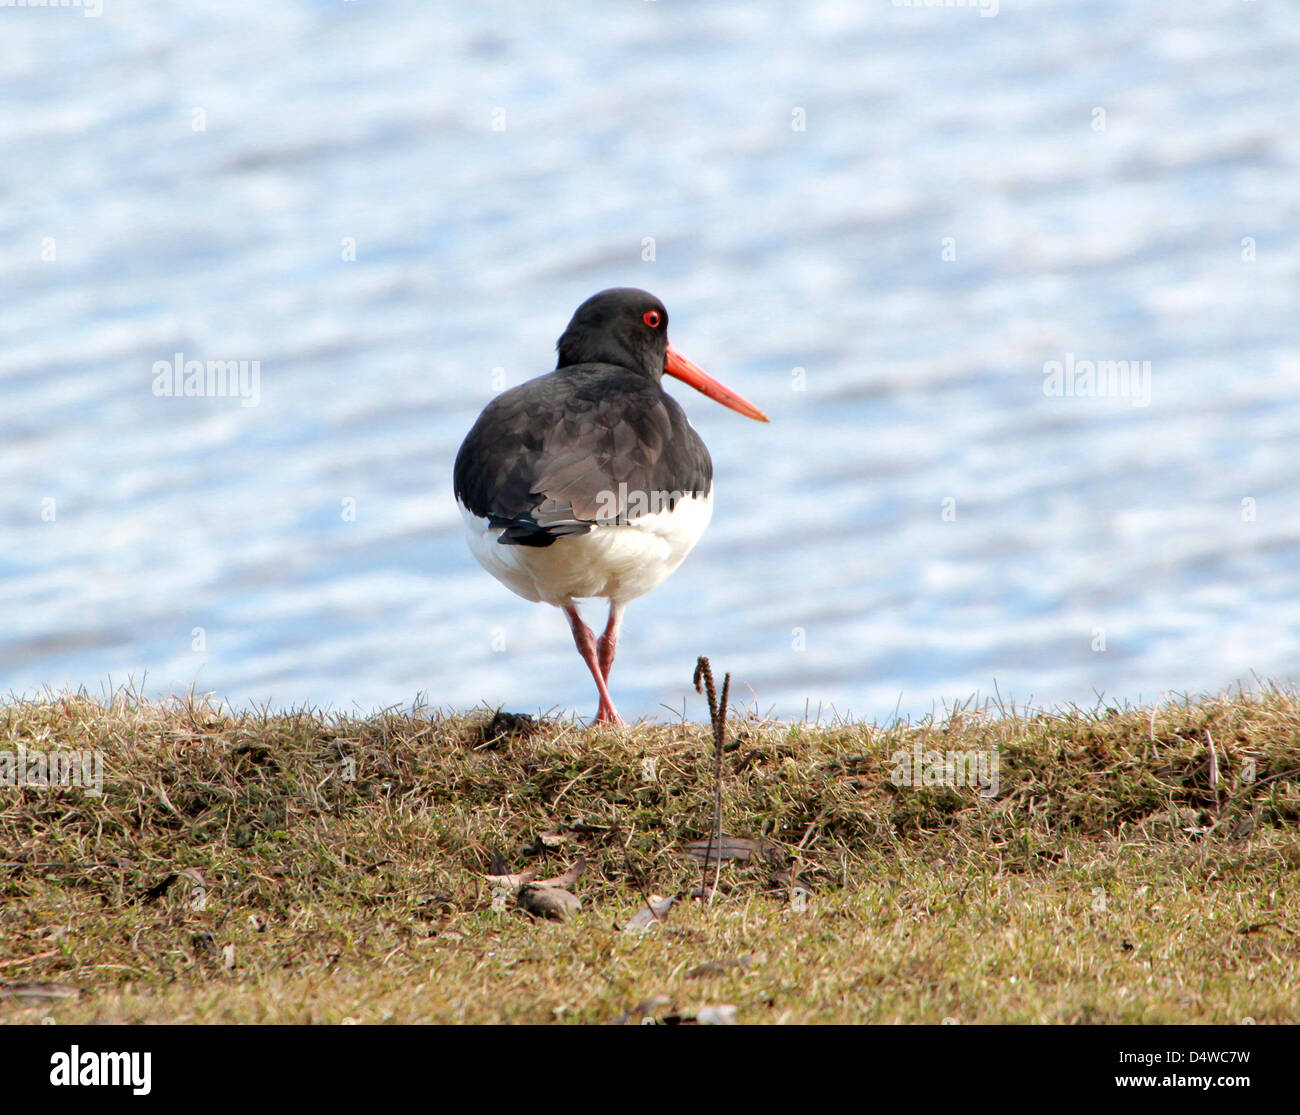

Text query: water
(2, 0), (1298, 723)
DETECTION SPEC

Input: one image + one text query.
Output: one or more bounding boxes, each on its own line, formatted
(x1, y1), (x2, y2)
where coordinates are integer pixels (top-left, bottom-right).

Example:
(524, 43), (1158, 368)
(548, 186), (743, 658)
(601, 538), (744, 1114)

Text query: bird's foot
(593, 702), (625, 726)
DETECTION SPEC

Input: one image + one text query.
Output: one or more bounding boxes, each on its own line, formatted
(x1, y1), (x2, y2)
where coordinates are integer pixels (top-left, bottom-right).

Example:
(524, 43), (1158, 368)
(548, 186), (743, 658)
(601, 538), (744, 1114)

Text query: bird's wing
(453, 367), (711, 547)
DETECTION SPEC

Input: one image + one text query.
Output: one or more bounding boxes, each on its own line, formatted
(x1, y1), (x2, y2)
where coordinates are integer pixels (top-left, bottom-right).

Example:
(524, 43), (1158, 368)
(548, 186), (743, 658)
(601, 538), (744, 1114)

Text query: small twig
(713, 674), (730, 903)
(694, 656), (731, 905)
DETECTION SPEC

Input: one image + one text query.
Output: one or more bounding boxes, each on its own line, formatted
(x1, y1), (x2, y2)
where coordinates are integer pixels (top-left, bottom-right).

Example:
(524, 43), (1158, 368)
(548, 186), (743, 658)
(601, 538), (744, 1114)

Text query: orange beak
(664, 344), (770, 423)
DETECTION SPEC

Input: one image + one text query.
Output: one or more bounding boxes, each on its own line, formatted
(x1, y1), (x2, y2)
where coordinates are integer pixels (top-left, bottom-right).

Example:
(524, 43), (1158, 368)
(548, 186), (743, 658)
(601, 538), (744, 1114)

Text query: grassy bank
(2, 688), (1299, 1024)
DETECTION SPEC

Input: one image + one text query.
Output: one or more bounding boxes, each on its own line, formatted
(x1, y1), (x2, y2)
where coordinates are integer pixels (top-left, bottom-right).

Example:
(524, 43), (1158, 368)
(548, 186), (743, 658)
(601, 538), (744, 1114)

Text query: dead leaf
(487, 855), (586, 892)
(536, 855), (587, 889)
(686, 954), (752, 979)
(0, 983), (78, 1002)
(685, 836), (763, 864)
(476, 711), (539, 750)
(518, 884), (581, 921)
(624, 894), (675, 934)
(141, 867), (206, 904)
(609, 997), (672, 1025)
(485, 870), (537, 889)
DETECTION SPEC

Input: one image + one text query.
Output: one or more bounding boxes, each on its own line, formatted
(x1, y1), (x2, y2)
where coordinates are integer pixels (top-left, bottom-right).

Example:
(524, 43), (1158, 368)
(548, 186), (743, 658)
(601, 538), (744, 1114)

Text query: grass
(2, 686), (1300, 1024)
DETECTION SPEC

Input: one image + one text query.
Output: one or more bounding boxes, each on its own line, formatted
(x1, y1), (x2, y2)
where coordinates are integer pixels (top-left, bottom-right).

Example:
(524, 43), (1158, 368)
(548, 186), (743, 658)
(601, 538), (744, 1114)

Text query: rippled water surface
(3, 1), (1299, 722)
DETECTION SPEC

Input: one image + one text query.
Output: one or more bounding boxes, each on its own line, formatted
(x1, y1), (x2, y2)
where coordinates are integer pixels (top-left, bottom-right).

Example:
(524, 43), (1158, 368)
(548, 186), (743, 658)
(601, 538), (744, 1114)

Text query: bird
(454, 287), (768, 724)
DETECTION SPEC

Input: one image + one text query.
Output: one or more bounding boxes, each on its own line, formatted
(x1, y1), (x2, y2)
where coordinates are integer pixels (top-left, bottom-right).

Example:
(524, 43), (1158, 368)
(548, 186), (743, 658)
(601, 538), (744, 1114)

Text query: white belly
(459, 492), (714, 606)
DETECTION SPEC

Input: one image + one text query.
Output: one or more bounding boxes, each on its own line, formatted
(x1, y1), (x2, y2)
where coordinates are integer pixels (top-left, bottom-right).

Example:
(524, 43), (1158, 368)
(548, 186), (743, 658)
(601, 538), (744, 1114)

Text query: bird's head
(556, 287), (768, 422)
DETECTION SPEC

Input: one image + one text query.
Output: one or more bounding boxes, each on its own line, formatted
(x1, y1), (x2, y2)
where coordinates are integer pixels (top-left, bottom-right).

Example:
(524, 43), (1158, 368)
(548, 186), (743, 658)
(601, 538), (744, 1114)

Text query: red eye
(643, 310), (661, 328)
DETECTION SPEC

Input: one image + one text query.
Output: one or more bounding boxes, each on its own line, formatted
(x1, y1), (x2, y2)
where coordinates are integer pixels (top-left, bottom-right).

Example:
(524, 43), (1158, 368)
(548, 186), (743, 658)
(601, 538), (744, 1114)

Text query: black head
(555, 288), (670, 380)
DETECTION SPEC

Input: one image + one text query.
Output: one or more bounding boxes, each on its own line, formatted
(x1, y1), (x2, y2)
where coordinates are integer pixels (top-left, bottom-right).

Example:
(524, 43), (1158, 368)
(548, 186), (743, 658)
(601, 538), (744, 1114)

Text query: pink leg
(597, 600), (625, 683)
(563, 604), (624, 725)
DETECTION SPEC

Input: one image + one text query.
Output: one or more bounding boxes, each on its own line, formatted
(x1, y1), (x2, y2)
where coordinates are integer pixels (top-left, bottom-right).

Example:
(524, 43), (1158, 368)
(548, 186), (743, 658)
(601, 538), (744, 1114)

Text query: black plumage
(454, 290), (713, 547)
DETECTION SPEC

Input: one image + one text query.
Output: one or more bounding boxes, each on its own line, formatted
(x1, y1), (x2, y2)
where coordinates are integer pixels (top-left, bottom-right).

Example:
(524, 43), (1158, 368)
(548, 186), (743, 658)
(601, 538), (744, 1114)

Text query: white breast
(459, 492), (714, 607)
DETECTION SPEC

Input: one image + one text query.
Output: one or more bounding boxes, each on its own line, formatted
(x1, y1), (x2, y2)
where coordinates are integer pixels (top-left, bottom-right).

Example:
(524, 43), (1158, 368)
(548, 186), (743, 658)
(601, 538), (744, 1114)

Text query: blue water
(2, 1), (1298, 722)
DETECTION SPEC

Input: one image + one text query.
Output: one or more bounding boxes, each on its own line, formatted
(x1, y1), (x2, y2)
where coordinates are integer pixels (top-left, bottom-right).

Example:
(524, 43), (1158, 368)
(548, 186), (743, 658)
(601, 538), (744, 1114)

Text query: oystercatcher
(454, 288), (768, 724)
